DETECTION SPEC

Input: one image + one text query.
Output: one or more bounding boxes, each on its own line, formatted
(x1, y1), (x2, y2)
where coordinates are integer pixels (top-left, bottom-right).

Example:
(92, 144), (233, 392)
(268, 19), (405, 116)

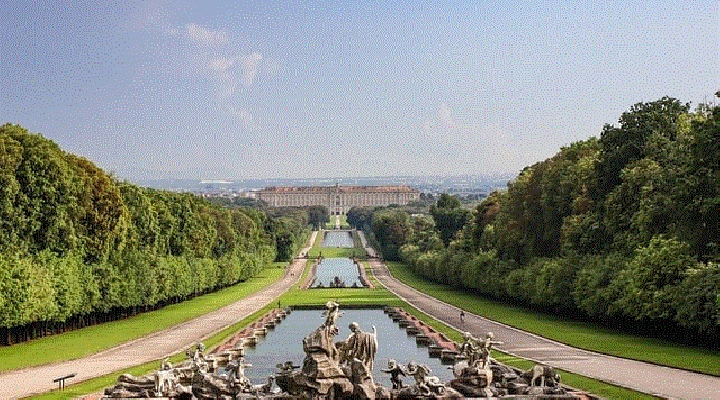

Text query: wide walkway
(0, 232), (317, 399)
(368, 255), (720, 399)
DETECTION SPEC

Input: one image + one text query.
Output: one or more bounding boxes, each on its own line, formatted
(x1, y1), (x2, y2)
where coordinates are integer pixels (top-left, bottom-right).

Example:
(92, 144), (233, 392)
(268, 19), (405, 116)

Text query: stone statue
(293, 303), (354, 396)
(451, 332), (572, 397)
(459, 331), (480, 365)
(336, 321), (379, 397)
(381, 359), (406, 389)
(329, 276), (346, 288)
(154, 358), (177, 395)
(478, 332), (503, 368)
(406, 361), (445, 395)
(322, 301), (342, 334)
(227, 357), (252, 391)
(191, 342), (208, 373)
(104, 304), (577, 399)
(341, 322), (377, 373)
(194, 342), (206, 360)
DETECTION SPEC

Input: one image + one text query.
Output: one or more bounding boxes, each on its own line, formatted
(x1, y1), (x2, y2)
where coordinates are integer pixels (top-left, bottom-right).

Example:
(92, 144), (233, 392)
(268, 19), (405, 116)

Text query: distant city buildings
(257, 184), (420, 215)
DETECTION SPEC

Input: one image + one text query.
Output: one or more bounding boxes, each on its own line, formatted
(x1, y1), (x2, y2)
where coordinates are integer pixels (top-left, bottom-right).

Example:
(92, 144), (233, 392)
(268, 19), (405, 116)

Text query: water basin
(322, 231), (354, 248)
(314, 258), (362, 287)
(240, 308), (455, 388)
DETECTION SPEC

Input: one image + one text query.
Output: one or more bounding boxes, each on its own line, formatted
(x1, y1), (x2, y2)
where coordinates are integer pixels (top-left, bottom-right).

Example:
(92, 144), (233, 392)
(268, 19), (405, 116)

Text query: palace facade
(257, 184), (420, 215)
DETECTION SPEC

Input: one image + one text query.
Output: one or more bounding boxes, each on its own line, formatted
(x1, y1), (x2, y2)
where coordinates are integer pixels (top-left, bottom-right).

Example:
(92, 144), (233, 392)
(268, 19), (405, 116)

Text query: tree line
(0, 124), (309, 345)
(359, 97), (719, 345)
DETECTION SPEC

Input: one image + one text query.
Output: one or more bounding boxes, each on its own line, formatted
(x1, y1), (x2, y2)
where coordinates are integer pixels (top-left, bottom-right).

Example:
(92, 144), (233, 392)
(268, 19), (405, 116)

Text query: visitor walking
(460, 309), (465, 323)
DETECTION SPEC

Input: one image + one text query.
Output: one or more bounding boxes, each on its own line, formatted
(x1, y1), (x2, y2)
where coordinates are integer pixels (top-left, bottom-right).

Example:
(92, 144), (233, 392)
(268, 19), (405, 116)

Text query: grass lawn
(34, 258), (655, 399)
(0, 262), (290, 372)
(326, 216), (337, 229)
(386, 261), (720, 377)
(325, 214), (348, 229)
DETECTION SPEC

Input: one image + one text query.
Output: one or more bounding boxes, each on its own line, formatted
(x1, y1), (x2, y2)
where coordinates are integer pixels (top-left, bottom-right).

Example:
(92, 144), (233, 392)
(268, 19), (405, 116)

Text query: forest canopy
(0, 124), (309, 344)
(367, 98), (719, 343)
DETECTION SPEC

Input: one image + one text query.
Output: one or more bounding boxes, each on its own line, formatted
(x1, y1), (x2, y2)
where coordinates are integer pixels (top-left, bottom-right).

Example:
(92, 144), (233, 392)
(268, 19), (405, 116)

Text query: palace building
(256, 184), (420, 215)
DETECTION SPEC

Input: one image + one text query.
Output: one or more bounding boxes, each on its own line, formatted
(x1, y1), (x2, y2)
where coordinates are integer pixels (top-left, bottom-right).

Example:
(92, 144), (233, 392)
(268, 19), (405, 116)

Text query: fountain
(103, 303), (585, 399)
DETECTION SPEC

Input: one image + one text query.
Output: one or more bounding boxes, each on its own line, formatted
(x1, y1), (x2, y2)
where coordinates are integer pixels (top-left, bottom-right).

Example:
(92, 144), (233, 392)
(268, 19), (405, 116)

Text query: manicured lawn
(325, 215), (348, 229)
(326, 216), (336, 229)
(0, 263), (290, 372)
(311, 247), (364, 258)
(386, 261), (720, 377)
(281, 286), (400, 308)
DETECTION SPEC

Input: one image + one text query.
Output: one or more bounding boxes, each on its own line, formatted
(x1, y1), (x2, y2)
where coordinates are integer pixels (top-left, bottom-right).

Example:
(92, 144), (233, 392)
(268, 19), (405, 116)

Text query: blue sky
(1, 0), (718, 181)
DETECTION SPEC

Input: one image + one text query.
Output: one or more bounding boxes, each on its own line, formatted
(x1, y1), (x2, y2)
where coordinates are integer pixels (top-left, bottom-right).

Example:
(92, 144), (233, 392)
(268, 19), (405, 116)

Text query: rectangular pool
(314, 258), (362, 287)
(322, 231), (355, 248)
(239, 308), (455, 388)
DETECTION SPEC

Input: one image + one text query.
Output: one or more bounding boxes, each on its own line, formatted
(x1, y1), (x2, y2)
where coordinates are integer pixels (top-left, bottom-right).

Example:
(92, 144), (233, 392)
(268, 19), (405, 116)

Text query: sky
(1, 0), (718, 181)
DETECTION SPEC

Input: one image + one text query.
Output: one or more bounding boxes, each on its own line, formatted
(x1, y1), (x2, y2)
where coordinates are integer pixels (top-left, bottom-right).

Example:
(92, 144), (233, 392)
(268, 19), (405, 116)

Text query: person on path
(460, 309), (465, 323)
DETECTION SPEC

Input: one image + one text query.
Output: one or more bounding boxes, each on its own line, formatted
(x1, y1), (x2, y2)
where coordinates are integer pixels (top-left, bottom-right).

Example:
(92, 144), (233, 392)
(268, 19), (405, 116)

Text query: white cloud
(207, 52), (263, 90)
(209, 57), (234, 72)
(207, 52), (263, 115)
(229, 105), (253, 128)
(438, 102), (456, 128)
(421, 102), (457, 134)
(185, 23), (229, 47)
(420, 102), (490, 147)
(158, 21), (266, 126)
(241, 52), (263, 86)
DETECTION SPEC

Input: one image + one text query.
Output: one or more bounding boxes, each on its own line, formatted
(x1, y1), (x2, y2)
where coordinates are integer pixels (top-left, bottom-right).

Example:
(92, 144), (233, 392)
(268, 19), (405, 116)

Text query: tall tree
(429, 194), (470, 246)
(306, 205), (330, 230)
(371, 210), (412, 261)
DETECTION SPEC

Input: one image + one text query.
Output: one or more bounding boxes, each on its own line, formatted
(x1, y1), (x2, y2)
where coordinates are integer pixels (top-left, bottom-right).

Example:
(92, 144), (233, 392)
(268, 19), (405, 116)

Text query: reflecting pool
(314, 258), (362, 287)
(322, 231), (354, 248)
(240, 308), (455, 387)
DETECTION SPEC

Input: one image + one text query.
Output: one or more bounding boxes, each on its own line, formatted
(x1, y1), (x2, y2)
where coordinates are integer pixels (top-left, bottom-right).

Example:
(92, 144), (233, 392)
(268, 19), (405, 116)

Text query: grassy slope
(1, 262), (289, 372)
(387, 261), (720, 377)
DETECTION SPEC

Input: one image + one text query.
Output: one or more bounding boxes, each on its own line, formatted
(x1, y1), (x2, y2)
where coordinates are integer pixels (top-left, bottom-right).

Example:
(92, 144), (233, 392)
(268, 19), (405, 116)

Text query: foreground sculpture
(104, 303), (580, 399)
(275, 301), (381, 398)
(450, 332), (569, 397)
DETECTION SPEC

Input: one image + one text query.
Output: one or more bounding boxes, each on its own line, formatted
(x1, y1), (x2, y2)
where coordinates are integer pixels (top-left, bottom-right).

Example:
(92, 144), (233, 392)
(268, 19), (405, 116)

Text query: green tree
(595, 97), (689, 200)
(371, 210), (412, 261)
(672, 262), (719, 335)
(613, 236), (694, 322)
(430, 194), (470, 246)
(307, 205), (330, 230)
(347, 206), (374, 230)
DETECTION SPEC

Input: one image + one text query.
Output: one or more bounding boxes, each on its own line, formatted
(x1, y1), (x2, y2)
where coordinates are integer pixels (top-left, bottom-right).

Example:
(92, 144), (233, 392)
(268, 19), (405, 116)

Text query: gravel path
(366, 252), (720, 399)
(0, 232), (317, 399)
